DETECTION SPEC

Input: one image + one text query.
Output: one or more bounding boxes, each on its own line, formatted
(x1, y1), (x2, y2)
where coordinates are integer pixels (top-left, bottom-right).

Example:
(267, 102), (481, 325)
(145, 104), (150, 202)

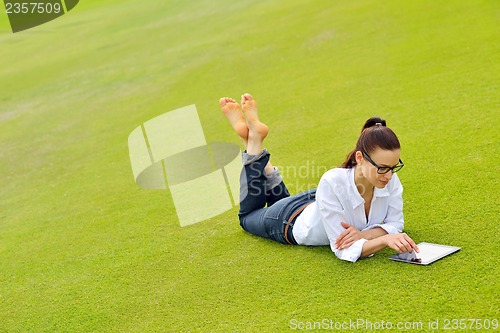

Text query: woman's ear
(355, 151), (363, 164)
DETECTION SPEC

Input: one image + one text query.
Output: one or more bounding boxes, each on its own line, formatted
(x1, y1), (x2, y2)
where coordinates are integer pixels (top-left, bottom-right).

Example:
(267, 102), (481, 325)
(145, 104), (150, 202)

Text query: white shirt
(292, 167), (404, 262)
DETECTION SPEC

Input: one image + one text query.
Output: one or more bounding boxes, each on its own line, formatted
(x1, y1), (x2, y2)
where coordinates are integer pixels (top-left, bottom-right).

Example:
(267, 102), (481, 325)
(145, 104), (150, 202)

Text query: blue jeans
(238, 149), (317, 244)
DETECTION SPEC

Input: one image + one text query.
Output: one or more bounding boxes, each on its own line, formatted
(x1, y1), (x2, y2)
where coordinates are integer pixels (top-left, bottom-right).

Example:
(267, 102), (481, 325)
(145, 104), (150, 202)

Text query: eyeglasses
(362, 151), (404, 174)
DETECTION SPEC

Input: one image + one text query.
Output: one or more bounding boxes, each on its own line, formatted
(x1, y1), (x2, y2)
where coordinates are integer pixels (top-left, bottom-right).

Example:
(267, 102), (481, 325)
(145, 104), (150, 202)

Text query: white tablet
(389, 242), (460, 265)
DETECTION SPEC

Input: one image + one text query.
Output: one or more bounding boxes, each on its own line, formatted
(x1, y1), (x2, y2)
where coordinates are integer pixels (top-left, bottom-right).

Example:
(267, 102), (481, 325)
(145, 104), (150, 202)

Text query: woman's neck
(354, 166), (374, 197)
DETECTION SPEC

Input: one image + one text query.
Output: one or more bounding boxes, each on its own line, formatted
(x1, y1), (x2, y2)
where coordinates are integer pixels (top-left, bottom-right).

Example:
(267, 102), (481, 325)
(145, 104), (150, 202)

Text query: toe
(219, 98), (227, 107)
(241, 93), (254, 106)
(243, 93), (253, 101)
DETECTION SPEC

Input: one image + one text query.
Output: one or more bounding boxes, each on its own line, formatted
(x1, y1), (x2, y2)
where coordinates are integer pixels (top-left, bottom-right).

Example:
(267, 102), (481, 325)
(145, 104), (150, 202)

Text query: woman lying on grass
(220, 93), (419, 262)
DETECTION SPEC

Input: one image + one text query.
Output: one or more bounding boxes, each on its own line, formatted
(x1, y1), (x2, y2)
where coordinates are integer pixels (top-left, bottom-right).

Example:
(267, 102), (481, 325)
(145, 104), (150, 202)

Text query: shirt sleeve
(316, 176), (367, 263)
(382, 174), (404, 234)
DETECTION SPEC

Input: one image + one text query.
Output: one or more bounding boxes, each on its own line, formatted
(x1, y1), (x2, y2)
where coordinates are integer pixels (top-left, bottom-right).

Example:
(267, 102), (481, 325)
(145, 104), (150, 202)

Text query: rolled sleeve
(317, 177), (367, 263)
(364, 223), (400, 235)
(332, 238), (368, 262)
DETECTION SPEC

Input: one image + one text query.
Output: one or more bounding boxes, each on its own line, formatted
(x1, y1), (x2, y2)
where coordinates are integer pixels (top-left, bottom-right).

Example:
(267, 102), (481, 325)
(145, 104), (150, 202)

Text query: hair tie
(375, 122), (382, 126)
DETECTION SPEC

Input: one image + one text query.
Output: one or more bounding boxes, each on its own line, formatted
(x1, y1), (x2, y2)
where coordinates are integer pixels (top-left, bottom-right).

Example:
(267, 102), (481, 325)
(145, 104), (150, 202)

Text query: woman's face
(356, 148), (401, 188)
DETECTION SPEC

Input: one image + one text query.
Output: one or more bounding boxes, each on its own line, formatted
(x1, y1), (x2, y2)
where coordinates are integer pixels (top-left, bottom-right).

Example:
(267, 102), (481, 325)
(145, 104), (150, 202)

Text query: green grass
(0, 0), (498, 332)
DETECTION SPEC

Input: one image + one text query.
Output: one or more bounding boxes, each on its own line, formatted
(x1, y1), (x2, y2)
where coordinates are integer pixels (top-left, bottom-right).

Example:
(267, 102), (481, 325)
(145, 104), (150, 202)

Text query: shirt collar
(348, 168), (364, 209)
(374, 185), (390, 197)
(348, 167), (390, 209)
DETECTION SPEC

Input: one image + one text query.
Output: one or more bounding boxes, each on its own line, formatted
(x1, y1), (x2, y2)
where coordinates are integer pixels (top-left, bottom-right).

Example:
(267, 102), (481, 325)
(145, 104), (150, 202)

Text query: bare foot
(220, 97), (248, 146)
(241, 93), (268, 140)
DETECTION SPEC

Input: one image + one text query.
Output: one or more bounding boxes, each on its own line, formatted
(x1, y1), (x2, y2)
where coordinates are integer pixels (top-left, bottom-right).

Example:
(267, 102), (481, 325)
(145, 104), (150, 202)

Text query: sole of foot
(241, 93), (268, 140)
(220, 97), (249, 142)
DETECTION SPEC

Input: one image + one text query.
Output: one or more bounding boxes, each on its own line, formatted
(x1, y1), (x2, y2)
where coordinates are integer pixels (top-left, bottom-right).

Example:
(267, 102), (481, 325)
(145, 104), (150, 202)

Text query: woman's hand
(335, 222), (363, 250)
(383, 233), (420, 254)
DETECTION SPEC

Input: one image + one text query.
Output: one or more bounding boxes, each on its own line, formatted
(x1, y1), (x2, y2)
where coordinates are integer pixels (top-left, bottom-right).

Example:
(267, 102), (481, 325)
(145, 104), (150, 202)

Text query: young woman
(220, 93), (419, 262)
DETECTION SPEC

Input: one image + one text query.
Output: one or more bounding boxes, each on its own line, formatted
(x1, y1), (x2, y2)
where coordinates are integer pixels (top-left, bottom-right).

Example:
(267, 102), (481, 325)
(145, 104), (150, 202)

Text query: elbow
(331, 239), (368, 263)
(335, 250), (359, 263)
(331, 245), (358, 262)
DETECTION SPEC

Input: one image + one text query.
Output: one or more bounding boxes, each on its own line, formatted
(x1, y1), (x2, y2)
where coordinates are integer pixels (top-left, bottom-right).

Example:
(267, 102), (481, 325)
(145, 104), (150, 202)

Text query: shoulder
(317, 168), (353, 205)
(318, 168), (352, 191)
(320, 168), (350, 183)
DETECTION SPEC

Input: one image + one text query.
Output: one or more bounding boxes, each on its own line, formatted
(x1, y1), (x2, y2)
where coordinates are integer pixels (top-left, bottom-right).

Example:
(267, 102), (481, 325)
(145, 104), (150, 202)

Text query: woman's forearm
(360, 235), (388, 257)
(360, 227), (388, 240)
(360, 232), (420, 258)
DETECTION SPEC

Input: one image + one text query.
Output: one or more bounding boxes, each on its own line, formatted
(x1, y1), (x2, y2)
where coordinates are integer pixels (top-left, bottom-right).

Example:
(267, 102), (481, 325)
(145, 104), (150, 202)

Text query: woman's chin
(376, 180), (389, 188)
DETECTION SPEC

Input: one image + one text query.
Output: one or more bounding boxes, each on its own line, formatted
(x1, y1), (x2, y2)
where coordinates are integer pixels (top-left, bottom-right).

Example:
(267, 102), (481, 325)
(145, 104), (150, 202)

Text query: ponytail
(340, 117), (399, 168)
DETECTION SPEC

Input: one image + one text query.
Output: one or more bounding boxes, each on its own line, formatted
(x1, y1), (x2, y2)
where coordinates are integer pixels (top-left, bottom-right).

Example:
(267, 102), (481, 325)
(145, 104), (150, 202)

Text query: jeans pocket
(264, 200), (289, 220)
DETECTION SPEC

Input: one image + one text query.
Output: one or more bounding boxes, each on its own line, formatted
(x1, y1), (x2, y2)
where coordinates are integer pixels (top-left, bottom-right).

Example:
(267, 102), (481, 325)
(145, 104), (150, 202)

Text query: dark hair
(341, 117), (400, 168)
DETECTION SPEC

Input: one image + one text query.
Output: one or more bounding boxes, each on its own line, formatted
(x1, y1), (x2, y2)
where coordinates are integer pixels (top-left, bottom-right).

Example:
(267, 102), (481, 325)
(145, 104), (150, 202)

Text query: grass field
(0, 0), (499, 332)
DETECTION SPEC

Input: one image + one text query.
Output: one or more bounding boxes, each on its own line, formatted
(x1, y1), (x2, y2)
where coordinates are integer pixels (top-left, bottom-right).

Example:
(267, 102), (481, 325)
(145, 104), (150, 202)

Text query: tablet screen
(390, 242), (460, 265)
